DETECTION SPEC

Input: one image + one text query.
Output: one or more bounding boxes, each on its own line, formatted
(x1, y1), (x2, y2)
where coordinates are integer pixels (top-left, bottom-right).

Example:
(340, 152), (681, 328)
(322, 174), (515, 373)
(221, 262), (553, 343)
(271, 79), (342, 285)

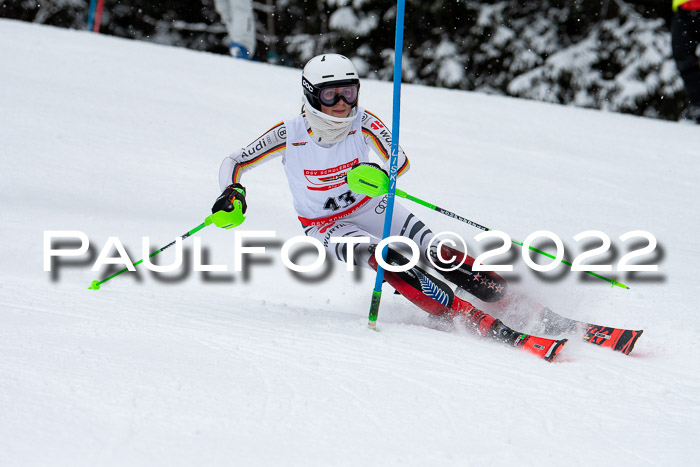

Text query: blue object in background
(229, 42), (250, 59)
(87, 0), (97, 31)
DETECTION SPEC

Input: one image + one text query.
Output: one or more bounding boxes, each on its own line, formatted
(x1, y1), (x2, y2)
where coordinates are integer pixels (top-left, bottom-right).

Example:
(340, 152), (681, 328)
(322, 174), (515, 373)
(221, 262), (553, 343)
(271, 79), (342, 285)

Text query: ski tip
(518, 335), (568, 362)
(620, 329), (644, 355)
(544, 338), (568, 363)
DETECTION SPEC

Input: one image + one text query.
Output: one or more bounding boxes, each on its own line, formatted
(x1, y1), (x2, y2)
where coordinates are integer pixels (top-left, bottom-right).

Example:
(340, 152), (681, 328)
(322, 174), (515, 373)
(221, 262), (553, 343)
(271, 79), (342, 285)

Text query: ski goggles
(318, 84), (359, 107)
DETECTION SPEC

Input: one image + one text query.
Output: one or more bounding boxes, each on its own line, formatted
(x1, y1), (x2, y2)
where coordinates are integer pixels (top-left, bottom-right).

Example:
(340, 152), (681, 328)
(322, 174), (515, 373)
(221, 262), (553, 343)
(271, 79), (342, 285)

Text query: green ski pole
(88, 206), (245, 290)
(346, 164), (628, 290)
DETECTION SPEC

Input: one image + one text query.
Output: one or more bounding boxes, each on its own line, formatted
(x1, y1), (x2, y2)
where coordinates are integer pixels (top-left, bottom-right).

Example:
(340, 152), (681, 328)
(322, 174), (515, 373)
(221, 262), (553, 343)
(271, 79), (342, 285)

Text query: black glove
(212, 183), (247, 214)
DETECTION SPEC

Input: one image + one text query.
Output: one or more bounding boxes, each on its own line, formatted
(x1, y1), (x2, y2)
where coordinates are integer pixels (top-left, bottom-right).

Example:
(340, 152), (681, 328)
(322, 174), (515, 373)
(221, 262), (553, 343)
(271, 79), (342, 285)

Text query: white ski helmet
(302, 54), (360, 112)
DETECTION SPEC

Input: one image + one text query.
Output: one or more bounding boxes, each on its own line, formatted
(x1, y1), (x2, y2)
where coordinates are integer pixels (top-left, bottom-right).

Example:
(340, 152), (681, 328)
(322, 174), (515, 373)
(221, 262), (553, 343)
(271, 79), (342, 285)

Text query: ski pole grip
(206, 202), (246, 229)
(346, 164), (390, 198)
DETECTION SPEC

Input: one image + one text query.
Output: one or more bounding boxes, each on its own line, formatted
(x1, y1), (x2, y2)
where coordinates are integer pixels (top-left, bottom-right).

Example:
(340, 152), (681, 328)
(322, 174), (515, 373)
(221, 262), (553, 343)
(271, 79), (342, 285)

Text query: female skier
(211, 53), (567, 360)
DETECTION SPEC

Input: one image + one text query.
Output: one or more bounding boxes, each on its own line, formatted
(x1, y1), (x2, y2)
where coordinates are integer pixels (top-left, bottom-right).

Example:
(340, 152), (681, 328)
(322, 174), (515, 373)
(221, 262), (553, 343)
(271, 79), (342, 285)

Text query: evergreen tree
(0, 0), (688, 120)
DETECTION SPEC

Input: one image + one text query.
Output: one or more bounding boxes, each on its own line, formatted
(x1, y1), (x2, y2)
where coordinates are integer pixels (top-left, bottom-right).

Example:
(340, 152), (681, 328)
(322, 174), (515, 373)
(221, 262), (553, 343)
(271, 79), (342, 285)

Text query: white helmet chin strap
(303, 95), (357, 145)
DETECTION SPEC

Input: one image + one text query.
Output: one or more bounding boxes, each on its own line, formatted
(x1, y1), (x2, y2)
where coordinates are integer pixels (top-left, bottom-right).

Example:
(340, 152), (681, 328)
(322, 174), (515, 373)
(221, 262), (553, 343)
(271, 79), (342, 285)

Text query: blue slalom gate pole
(367, 0), (406, 329)
(87, 0), (97, 31)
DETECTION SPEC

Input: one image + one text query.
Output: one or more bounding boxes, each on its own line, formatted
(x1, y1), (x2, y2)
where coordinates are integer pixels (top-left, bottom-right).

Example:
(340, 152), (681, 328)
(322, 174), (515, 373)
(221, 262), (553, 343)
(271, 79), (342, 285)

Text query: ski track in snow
(2, 19), (700, 466)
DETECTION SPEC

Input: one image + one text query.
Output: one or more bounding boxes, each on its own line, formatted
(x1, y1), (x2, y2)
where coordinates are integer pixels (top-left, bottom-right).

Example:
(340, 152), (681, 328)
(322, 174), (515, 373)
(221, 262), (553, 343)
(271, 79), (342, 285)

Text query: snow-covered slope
(1, 19), (699, 466)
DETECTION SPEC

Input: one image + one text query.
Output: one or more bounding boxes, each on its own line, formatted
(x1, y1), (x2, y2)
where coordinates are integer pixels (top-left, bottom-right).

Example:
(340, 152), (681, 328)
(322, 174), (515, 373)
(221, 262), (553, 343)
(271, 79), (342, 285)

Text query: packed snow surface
(1, 19), (699, 466)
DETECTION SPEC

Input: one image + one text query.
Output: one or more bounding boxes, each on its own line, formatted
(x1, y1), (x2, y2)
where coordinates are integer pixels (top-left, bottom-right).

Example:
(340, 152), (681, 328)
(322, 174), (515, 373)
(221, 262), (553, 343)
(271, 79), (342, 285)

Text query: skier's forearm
(381, 154), (410, 178)
(219, 156), (240, 191)
(362, 110), (410, 176)
(218, 121), (288, 190)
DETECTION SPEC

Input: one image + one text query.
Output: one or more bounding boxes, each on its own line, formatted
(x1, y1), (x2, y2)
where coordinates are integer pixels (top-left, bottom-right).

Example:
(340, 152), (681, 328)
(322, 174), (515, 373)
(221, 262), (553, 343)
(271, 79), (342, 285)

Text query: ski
(373, 249), (568, 362)
(459, 303), (568, 362)
(539, 307), (643, 355)
(455, 287), (643, 356)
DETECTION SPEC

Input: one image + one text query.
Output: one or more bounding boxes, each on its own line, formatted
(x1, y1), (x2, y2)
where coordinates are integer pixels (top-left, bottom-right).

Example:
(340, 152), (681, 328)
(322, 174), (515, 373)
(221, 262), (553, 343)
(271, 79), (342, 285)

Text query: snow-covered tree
(1, 0), (86, 28)
(0, 0), (687, 120)
(507, 0), (685, 118)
